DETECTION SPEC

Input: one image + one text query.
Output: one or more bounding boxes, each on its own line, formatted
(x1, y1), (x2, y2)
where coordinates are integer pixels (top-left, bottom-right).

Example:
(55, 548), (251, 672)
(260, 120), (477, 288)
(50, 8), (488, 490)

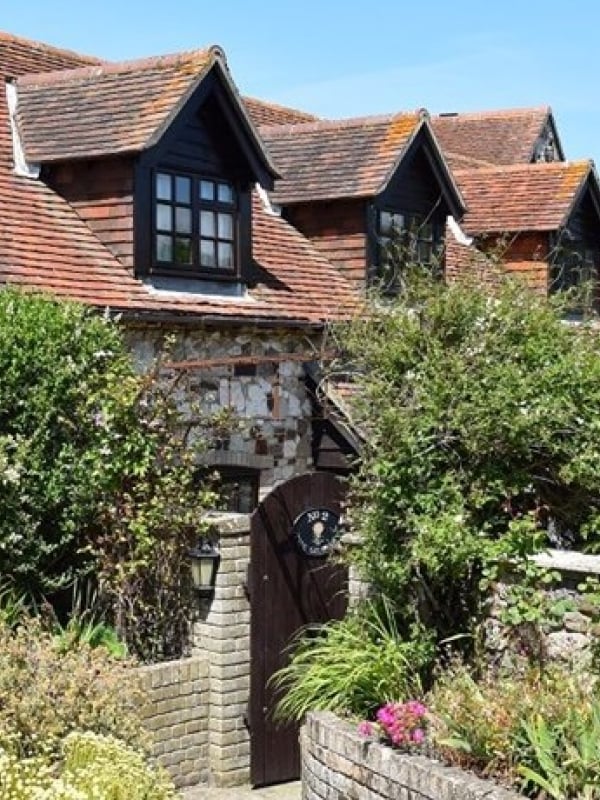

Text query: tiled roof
(260, 112), (426, 204)
(431, 107), (552, 166)
(0, 30), (100, 75)
(0, 35), (359, 326)
(455, 161), (594, 234)
(243, 96), (318, 127)
(15, 49), (219, 162)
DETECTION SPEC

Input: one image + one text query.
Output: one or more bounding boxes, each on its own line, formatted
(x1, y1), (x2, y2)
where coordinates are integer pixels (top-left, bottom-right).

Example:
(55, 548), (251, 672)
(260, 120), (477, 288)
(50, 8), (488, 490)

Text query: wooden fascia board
(145, 63), (278, 189)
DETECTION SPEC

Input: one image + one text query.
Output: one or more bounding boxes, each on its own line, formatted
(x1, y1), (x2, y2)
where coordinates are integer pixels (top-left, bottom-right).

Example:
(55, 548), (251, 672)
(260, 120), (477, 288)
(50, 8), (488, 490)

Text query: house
(260, 112), (465, 290)
(429, 107), (600, 294)
(0, 32), (362, 511)
(3, 28), (600, 790)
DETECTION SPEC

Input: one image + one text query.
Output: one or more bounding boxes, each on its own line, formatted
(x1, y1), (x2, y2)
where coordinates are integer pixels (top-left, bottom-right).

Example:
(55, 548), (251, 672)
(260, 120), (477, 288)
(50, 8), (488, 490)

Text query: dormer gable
(260, 112), (465, 289)
(13, 48), (278, 286)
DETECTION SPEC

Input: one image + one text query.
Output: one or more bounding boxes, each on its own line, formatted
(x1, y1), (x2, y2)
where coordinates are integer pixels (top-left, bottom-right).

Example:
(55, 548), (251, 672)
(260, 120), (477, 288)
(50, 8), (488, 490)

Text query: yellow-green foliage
(0, 733), (175, 800)
(0, 617), (144, 760)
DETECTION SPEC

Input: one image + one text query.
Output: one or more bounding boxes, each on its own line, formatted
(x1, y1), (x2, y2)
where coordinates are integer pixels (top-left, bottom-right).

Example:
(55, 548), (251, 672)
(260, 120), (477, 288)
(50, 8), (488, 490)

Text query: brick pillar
(191, 512), (252, 788)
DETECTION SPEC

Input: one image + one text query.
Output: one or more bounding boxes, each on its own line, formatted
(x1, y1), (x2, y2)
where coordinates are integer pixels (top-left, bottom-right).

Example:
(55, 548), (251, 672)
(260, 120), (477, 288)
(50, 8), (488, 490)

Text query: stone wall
(486, 548), (600, 669)
(126, 325), (315, 497)
(137, 656), (209, 788)
(302, 711), (520, 800)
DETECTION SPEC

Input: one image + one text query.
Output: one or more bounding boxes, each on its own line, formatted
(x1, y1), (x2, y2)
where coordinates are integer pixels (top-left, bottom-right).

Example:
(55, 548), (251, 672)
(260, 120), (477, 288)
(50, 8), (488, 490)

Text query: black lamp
(188, 538), (220, 597)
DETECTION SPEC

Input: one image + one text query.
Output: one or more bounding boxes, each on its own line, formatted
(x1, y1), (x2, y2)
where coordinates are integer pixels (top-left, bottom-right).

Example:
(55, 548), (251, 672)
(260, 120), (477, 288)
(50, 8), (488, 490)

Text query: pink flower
(411, 728), (425, 744)
(358, 721), (374, 737)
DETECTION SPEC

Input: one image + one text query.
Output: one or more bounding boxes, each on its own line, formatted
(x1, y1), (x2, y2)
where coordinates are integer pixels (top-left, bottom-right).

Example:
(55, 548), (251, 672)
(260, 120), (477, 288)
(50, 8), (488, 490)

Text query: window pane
(218, 212), (234, 240)
(175, 206), (191, 234)
(420, 223), (433, 241)
(174, 237), (192, 264)
(379, 211), (404, 236)
(200, 210), (215, 237)
(175, 176), (191, 204)
(156, 203), (172, 231)
(217, 241), (234, 269)
(200, 180), (215, 201)
(156, 234), (172, 262)
(200, 238), (216, 267)
(156, 173), (171, 201)
(217, 182), (234, 204)
(417, 241), (432, 263)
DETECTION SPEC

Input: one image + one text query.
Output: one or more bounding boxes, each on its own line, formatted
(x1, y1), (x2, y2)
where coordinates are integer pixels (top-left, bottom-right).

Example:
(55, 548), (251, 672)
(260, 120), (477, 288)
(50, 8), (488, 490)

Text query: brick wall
(192, 512), (252, 787)
(137, 656), (209, 788)
(302, 711), (520, 800)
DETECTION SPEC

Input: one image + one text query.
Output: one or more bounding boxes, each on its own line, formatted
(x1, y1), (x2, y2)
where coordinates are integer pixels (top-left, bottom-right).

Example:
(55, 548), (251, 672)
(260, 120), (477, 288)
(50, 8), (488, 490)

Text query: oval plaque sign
(292, 508), (340, 557)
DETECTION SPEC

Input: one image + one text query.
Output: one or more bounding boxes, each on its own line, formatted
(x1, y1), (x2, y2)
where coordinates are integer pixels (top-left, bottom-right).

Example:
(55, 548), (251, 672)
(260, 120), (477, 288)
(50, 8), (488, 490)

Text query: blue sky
(4, 0), (600, 163)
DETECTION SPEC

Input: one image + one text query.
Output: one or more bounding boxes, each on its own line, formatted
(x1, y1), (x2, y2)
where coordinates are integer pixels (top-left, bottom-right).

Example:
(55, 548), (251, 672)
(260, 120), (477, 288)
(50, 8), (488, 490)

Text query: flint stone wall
(126, 326), (316, 496)
(302, 711), (520, 800)
(486, 548), (600, 669)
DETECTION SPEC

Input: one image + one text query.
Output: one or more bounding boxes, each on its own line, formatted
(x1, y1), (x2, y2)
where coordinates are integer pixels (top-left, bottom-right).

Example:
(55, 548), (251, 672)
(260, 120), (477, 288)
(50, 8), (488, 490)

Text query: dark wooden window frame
(375, 208), (443, 268)
(214, 466), (260, 514)
(152, 168), (240, 279)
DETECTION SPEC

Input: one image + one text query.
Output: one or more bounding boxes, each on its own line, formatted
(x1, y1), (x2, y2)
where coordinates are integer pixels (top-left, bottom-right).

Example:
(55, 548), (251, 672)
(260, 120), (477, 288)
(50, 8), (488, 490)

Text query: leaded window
(154, 171), (237, 274)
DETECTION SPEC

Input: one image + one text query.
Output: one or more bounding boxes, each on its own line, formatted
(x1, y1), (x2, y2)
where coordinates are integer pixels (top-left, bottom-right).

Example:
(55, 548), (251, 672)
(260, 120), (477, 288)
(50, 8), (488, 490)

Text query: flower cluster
(359, 700), (428, 748)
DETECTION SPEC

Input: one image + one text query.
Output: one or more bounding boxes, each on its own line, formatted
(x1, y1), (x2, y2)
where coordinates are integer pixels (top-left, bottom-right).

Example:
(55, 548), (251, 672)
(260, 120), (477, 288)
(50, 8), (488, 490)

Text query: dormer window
(372, 208), (443, 290)
(154, 170), (238, 275)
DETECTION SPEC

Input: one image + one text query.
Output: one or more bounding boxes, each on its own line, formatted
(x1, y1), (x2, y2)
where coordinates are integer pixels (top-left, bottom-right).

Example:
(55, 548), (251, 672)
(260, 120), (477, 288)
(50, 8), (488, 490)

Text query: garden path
(181, 780), (301, 800)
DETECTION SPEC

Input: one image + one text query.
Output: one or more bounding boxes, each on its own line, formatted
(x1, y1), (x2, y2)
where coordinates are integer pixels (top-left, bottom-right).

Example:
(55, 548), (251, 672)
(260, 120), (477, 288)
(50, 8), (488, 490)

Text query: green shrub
(60, 731), (175, 799)
(0, 617), (144, 760)
(272, 601), (433, 722)
(0, 289), (216, 660)
(429, 661), (596, 792)
(0, 733), (175, 800)
(334, 275), (600, 653)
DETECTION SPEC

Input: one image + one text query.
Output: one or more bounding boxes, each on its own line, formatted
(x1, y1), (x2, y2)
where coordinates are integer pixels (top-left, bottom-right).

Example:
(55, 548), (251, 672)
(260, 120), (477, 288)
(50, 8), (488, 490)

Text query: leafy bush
(60, 731), (175, 799)
(334, 276), (600, 651)
(0, 732), (175, 800)
(0, 617), (144, 760)
(0, 290), (216, 660)
(272, 601), (432, 722)
(429, 660), (596, 793)
(519, 707), (600, 799)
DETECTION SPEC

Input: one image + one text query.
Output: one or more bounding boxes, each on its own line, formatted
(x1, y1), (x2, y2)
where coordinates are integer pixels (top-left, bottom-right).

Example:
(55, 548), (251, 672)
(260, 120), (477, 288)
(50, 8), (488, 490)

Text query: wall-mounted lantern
(188, 538), (220, 597)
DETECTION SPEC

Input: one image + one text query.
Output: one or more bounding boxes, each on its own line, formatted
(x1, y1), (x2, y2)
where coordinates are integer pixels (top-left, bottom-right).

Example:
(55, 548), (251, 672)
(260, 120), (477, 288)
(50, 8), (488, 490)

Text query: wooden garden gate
(249, 472), (348, 786)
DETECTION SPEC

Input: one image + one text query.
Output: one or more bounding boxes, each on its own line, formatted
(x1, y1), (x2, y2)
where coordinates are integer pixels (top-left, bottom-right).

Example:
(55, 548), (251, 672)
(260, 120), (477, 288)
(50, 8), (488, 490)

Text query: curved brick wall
(301, 711), (521, 800)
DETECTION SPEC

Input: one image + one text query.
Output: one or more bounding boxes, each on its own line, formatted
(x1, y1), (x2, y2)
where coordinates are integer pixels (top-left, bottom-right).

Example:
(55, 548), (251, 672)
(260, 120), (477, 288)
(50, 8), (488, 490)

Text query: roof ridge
(243, 95), (319, 120)
(455, 158), (592, 175)
(17, 46), (220, 88)
(0, 29), (101, 65)
(434, 105), (550, 120)
(260, 110), (421, 135)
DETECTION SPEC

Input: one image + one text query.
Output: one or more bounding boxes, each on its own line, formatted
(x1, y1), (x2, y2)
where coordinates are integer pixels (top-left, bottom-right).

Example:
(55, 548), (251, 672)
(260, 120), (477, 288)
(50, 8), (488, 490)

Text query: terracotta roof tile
(0, 34), (360, 326)
(260, 113), (424, 204)
(431, 107), (552, 166)
(15, 49), (218, 162)
(455, 161), (594, 234)
(0, 30), (100, 75)
(243, 96), (318, 127)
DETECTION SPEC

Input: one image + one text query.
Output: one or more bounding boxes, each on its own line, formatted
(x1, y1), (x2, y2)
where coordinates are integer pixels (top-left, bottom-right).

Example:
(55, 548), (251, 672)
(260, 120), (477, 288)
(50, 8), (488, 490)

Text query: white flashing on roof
(255, 182), (281, 216)
(5, 81), (40, 179)
(447, 215), (473, 246)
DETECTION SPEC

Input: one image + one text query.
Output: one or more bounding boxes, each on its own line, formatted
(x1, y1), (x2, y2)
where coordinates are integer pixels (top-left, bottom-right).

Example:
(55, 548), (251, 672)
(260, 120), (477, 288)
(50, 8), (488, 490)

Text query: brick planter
(301, 711), (521, 800)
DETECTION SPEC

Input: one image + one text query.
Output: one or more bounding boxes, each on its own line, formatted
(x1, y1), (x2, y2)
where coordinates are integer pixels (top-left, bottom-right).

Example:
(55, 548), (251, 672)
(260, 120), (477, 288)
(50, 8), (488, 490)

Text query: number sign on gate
(292, 508), (340, 557)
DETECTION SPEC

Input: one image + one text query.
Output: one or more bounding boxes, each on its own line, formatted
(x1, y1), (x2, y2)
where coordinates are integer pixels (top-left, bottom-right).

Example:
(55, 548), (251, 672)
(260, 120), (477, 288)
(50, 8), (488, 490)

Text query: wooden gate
(249, 471), (347, 787)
